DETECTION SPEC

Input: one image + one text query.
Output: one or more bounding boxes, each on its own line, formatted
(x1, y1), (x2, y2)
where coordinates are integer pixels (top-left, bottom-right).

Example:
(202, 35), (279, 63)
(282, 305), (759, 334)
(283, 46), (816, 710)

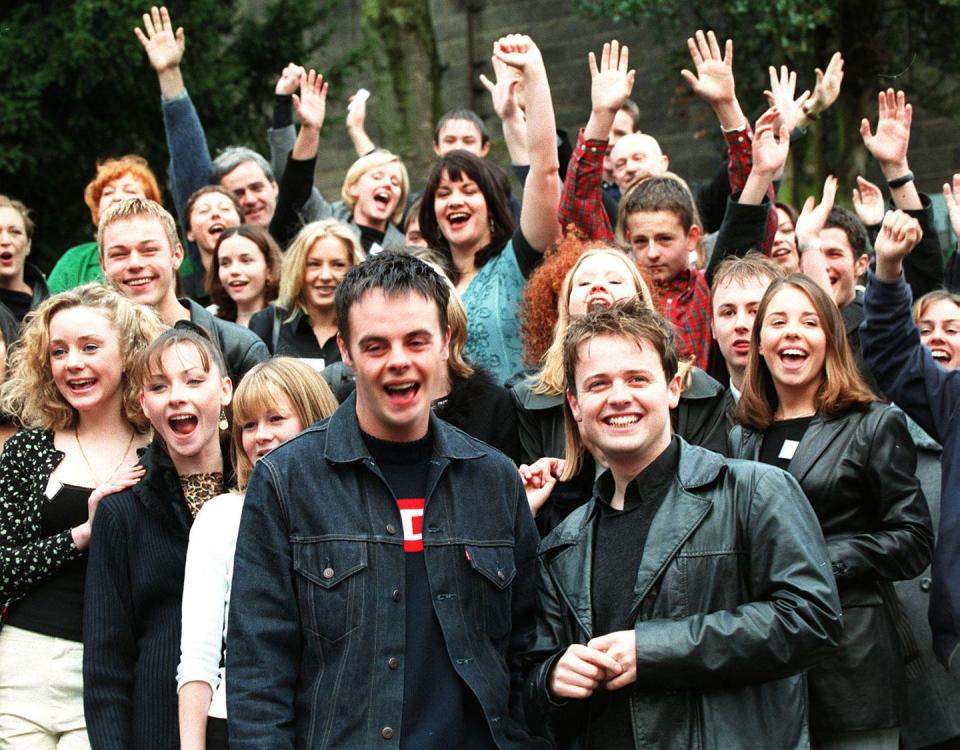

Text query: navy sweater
(860, 267), (960, 667)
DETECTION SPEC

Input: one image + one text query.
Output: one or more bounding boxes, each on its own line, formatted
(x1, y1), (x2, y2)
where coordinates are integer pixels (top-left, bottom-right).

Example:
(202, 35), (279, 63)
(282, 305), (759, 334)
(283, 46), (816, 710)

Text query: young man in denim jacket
(227, 253), (542, 749)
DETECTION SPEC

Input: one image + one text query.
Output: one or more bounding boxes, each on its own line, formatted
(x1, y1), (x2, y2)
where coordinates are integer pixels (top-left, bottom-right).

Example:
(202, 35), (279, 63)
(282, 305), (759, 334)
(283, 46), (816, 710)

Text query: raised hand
(134, 6), (184, 73)
(275, 62), (306, 96)
(680, 29), (736, 107)
(493, 34), (546, 78)
(764, 65), (810, 133)
(806, 52), (844, 118)
(548, 643), (622, 700)
(292, 70), (328, 131)
(479, 55), (523, 122)
(71, 464), (146, 551)
(852, 176), (885, 227)
(795, 175), (839, 247)
(860, 89), (913, 171)
(874, 209), (923, 280)
(589, 40), (636, 114)
(751, 108), (790, 177)
(943, 174), (960, 239)
(518, 456), (564, 517)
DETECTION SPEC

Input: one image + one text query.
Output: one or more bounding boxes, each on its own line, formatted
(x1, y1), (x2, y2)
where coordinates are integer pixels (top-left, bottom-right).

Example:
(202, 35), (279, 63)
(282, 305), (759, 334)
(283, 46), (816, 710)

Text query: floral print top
(0, 429), (78, 627)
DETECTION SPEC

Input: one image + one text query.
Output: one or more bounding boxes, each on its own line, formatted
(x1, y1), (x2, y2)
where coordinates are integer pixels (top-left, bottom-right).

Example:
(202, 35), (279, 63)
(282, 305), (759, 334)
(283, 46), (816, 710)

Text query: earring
(489, 217), (495, 235)
(218, 410), (229, 431)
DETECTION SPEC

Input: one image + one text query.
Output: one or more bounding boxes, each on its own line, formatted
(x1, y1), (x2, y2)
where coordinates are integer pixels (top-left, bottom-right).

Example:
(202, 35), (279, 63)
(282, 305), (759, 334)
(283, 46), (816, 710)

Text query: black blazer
(730, 403), (934, 735)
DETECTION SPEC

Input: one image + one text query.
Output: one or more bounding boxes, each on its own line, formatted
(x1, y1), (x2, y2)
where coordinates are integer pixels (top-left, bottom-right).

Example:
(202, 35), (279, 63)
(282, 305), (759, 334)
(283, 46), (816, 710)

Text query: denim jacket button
(387, 657), (400, 669)
(381, 726), (395, 739)
(322, 567), (335, 579)
(391, 588), (401, 602)
(385, 523), (397, 535)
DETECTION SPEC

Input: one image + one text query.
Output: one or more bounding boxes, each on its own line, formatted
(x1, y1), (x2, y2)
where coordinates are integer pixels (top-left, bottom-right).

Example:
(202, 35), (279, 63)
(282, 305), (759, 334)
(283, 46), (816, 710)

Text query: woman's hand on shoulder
(71, 464), (146, 551)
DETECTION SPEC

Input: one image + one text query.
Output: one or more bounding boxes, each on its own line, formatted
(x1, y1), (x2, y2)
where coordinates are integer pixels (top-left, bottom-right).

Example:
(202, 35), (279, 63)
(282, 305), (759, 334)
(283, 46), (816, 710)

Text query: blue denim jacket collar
(323, 391), (487, 465)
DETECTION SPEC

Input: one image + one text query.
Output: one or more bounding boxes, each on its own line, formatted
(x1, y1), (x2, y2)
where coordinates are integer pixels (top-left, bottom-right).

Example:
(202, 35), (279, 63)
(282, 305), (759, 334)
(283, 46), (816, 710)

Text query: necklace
(75, 425), (136, 486)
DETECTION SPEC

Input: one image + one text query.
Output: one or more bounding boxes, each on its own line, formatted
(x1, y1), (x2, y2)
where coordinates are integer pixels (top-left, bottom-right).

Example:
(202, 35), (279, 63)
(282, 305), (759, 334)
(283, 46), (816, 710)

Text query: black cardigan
(82, 441), (231, 750)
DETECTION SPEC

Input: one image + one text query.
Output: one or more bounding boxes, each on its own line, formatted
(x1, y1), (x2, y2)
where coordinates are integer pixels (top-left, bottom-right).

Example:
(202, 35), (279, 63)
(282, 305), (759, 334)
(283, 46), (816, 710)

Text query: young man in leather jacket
(522, 300), (843, 749)
(226, 253), (543, 749)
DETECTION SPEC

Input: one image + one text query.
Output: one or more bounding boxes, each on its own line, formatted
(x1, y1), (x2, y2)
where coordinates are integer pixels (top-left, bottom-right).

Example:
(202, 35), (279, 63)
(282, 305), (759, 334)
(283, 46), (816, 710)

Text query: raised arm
(135, 6), (212, 223)
(268, 63), (306, 181)
(494, 35), (561, 253)
(480, 56), (529, 166)
(269, 70), (329, 247)
(765, 53), (844, 134)
(557, 40), (633, 241)
(706, 109), (788, 283)
(680, 29), (747, 133)
(345, 89), (377, 157)
(794, 175), (839, 300)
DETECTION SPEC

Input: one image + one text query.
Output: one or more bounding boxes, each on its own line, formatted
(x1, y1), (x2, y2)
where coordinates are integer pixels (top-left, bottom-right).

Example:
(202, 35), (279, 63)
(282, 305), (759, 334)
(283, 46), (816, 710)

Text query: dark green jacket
(523, 439), (843, 749)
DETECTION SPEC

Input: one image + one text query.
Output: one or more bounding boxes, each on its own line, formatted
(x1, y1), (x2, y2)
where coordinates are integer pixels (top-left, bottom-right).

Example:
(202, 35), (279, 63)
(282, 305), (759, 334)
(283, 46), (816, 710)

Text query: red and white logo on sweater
(396, 498), (425, 552)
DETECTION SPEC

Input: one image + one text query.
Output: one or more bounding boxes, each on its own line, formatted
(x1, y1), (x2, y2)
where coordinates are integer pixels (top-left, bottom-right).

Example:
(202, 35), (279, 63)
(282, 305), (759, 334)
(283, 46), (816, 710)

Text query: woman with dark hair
(0, 284), (162, 746)
(419, 35), (561, 384)
(207, 225), (282, 327)
(183, 186), (242, 281)
(83, 326), (233, 750)
(730, 273), (933, 748)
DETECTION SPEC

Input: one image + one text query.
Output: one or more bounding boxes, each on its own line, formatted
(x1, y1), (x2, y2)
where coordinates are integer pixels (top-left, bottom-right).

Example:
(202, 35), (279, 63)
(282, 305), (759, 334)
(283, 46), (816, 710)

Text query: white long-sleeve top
(177, 492), (244, 719)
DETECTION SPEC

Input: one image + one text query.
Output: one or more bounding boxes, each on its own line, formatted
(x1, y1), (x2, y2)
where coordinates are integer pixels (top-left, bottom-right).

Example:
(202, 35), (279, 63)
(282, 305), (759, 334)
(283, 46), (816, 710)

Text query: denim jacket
(226, 395), (543, 749)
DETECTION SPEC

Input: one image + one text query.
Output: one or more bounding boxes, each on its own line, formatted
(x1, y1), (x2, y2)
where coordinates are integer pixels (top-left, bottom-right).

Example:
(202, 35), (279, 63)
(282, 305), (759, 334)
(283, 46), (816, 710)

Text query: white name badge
(778, 439), (799, 461)
(301, 358), (325, 374)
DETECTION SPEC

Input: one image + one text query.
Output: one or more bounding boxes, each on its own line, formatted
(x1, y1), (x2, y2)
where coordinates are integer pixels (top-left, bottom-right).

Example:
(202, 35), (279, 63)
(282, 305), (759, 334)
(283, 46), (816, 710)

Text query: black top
(362, 430), (492, 750)
(6, 481), (92, 642)
(248, 304), (341, 366)
(588, 437), (679, 750)
(0, 288), (32, 323)
(358, 225), (387, 253)
(759, 416), (814, 470)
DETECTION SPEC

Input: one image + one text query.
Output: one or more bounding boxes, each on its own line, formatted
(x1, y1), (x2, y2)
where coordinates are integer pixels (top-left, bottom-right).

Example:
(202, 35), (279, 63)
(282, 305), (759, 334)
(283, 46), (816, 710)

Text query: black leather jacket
(523, 439), (843, 749)
(182, 299), (269, 384)
(730, 403), (934, 734)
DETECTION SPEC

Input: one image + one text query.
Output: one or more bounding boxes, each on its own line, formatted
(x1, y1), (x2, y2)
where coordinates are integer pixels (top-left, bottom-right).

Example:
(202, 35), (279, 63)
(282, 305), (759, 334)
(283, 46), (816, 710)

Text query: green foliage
(0, 0), (351, 271)
(573, 0), (960, 201)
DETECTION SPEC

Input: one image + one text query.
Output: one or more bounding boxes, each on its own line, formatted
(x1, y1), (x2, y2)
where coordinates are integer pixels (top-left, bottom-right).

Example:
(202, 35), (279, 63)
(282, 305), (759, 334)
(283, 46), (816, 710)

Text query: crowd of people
(2, 5), (960, 749)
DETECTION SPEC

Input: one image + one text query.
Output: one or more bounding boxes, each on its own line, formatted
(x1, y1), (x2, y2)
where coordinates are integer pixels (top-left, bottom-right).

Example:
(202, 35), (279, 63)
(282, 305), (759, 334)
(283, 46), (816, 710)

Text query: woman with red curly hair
(511, 235), (728, 534)
(47, 156), (163, 294)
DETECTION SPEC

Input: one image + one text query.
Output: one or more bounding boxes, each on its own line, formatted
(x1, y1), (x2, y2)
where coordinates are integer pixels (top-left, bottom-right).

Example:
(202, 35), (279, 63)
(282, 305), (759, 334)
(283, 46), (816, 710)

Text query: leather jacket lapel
(543, 518), (596, 639)
(786, 416), (847, 485)
(627, 485), (713, 623)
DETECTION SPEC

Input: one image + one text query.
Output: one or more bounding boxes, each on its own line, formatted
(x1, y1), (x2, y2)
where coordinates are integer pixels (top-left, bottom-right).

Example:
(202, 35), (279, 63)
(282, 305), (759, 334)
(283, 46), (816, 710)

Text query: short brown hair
(616, 174), (700, 240)
(560, 299), (678, 479)
(97, 198), (180, 258)
(710, 252), (784, 299)
(736, 274), (875, 431)
(184, 185), (242, 233)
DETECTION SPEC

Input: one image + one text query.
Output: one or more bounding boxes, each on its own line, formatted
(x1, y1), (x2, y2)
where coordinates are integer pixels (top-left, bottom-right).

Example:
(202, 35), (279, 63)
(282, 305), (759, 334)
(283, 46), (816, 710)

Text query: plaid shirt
(559, 127), (775, 253)
(725, 128), (776, 255)
(658, 268), (713, 370)
(558, 129), (615, 241)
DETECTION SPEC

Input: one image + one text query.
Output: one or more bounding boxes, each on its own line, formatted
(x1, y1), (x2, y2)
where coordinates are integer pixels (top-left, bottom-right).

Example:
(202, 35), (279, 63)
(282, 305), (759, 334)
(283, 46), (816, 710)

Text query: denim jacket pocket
(465, 544), (516, 641)
(292, 539), (368, 644)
